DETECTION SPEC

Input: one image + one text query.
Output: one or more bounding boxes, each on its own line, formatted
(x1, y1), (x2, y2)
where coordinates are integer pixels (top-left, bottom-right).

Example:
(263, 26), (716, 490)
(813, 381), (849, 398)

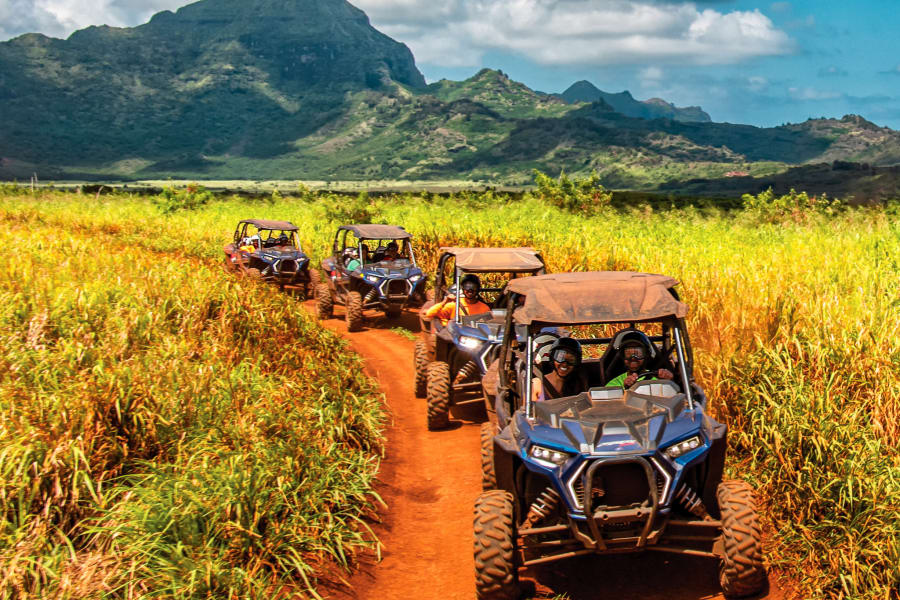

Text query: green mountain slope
(0, 0), (898, 191)
(0, 0), (423, 170)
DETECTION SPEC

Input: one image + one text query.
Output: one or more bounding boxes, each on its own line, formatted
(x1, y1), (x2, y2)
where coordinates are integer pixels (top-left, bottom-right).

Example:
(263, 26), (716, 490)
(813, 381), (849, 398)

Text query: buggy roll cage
(233, 222), (303, 252)
(433, 248), (545, 326)
(496, 291), (696, 420)
(332, 228), (418, 269)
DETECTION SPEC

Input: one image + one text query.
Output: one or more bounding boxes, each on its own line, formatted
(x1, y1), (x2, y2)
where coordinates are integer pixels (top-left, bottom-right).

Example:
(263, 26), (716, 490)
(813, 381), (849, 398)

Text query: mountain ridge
(559, 80), (711, 123)
(1, 0), (898, 194)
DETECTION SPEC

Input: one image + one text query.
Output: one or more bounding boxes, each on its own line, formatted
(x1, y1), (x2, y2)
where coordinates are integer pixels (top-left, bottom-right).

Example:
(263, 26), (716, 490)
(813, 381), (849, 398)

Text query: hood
(530, 381), (697, 454)
(363, 263), (421, 279)
(260, 248), (308, 260)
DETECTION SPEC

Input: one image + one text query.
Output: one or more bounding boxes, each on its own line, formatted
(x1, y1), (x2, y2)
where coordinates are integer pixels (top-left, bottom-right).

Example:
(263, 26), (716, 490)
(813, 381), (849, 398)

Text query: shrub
(532, 169), (612, 216)
(152, 183), (215, 214)
(742, 187), (842, 223)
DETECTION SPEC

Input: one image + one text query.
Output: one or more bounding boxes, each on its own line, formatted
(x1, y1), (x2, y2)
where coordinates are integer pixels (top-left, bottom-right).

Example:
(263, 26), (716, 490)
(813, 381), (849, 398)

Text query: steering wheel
(626, 370), (660, 386)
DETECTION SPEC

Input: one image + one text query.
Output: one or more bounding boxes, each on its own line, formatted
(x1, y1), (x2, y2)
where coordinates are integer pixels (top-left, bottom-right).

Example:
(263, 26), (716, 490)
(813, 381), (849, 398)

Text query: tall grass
(0, 214), (384, 598)
(2, 188), (899, 598)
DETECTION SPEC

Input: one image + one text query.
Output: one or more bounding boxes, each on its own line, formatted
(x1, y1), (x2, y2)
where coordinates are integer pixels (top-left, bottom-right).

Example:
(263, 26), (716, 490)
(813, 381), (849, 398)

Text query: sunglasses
(552, 350), (577, 366)
(624, 351), (645, 362)
(462, 286), (478, 293)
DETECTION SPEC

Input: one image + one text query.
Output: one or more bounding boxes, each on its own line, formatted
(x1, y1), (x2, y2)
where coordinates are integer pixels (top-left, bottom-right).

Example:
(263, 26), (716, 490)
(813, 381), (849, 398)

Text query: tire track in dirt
(309, 304), (785, 600)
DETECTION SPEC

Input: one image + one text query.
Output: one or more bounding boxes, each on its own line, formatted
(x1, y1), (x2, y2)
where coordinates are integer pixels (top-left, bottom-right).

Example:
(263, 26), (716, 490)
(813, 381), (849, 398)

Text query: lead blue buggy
(475, 271), (765, 599)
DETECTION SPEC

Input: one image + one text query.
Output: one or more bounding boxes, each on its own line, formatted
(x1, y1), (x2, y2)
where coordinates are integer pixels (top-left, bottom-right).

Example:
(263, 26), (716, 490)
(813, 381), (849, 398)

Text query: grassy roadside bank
(0, 211), (385, 598)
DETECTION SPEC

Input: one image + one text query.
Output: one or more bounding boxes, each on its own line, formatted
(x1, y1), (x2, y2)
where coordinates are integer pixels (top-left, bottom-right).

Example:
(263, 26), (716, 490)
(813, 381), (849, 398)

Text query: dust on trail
(308, 304), (785, 600)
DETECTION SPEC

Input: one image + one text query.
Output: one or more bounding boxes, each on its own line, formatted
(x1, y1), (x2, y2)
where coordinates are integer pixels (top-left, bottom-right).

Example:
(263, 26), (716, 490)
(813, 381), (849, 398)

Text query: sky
(1, 0), (898, 128)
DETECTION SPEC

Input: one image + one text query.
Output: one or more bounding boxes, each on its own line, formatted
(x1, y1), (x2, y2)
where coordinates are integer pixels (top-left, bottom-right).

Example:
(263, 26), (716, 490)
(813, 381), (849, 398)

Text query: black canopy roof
(240, 219), (298, 231)
(339, 224), (411, 239)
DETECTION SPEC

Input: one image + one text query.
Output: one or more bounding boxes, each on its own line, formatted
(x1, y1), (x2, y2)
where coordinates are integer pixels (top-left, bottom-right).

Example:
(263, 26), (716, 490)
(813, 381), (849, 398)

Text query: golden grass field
(1, 183), (898, 598)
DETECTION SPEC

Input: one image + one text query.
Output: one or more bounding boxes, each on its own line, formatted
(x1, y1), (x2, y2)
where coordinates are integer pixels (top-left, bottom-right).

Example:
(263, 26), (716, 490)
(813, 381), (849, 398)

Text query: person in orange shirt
(425, 274), (491, 326)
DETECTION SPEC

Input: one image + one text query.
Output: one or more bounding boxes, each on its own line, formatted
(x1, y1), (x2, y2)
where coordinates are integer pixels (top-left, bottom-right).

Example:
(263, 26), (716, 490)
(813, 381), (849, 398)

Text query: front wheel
(474, 490), (518, 600)
(717, 480), (765, 598)
(414, 340), (429, 398)
(426, 361), (451, 430)
(346, 290), (364, 332)
(316, 283), (333, 319)
(480, 422), (497, 491)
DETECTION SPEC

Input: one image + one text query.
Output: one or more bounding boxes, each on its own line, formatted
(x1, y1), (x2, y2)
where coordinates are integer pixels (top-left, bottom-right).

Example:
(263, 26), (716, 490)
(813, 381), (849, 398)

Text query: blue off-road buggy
(476, 272), (765, 599)
(223, 219), (313, 294)
(316, 224), (426, 331)
(414, 247), (545, 430)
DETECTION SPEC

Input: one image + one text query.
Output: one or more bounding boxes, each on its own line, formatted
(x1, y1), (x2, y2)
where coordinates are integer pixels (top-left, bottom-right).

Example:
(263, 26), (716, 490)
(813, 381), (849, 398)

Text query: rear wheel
(474, 490), (518, 600)
(316, 284), (333, 319)
(426, 361), (451, 430)
(414, 340), (429, 398)
(717, 480), (765, 598)
(480, 422), (496, 490)
(346, 290), (364, 332)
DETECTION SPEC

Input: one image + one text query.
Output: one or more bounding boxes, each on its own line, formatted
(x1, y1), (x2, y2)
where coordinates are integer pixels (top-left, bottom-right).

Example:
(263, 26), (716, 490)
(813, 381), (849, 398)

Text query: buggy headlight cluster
(664, 435), (702, 459)
(364, 274), (380, 284)
(530, 444), (571, 466)
(459, 335), (482, 349)
(410, 274), (423, 282)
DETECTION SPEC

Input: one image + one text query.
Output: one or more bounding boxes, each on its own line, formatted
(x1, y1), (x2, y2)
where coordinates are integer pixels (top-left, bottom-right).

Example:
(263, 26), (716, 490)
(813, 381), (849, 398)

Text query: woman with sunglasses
(606, 339), (674, 388)
(532, 337), (589, 402)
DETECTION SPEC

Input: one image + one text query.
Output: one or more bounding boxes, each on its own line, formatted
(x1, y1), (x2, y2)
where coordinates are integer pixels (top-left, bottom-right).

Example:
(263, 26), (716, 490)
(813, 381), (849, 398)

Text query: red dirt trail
(309, 304), (785, 600)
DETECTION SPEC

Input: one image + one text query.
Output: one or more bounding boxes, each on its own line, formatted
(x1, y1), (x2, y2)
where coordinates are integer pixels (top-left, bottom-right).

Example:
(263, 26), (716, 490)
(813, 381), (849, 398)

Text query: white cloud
(0, 0), (184, 40)
(748, 75), (769, 92)
(1, 0), (794, 72)
(788, 86), (840, 101)
(357, 0), (794, 68)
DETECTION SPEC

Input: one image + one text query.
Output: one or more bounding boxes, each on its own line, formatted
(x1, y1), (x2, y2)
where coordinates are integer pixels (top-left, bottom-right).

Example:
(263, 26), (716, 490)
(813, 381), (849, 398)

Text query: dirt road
(311, 305), (784, 600)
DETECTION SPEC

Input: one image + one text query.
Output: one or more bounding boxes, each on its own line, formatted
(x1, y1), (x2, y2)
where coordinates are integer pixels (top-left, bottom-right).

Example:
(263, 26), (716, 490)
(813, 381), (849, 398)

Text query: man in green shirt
(606, 339), (674, 388)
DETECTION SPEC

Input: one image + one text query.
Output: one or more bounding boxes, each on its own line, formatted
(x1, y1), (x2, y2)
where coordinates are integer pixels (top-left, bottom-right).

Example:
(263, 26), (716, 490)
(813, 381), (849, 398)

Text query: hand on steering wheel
(625, 370), (663, 388)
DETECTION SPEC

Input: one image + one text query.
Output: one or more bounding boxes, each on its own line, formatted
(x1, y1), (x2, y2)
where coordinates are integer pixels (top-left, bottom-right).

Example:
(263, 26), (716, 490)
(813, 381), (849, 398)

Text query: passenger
(424, 273), (490, 326)
(532, 337), (588, 402)
(346, 244), (369, 271)
(606, 338), (674, 388)
(383, 241), (400, 261)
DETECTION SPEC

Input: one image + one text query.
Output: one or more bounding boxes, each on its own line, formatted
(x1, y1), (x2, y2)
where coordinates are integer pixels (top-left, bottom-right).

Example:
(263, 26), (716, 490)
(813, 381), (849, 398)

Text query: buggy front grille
(568, 458), (668, 512)
(387, 280), (409, 296)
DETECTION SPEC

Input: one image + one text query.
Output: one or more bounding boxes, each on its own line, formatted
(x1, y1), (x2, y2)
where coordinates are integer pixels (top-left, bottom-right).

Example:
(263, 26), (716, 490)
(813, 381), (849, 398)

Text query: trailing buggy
(316, 224), (425, 331)
(475, 271), (765, 599)
(223, 219), (313, 294)
(415, 247), (545, 430)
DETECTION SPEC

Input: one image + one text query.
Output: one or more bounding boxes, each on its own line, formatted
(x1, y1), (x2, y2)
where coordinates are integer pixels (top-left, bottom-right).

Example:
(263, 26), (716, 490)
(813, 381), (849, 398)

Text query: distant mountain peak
(559, 81), (710, 123)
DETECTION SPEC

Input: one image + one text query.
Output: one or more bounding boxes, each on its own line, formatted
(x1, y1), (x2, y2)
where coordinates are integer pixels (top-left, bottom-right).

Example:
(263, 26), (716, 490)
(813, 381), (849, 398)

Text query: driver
(606, 339), (674, 388)
(424, 273), (490, 326)
(240, 234), (260, 253)
(533, 337), (588, 402)
(346, 244), (369, 271)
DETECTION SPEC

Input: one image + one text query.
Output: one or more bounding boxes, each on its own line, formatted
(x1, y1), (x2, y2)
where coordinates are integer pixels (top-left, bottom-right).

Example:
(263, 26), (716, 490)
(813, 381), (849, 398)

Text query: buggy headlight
(664, 435), (702, 459)
(364, 274), (380, 284)
(410, 274), (423, 282)
(459, 335), (482, 349)
(530, 444), (571, 466)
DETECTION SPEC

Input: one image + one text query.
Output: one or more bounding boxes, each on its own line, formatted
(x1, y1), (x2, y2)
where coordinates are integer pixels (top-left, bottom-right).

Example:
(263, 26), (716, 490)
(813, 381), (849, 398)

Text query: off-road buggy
(223, 220), (313, 293)
(316, 224), (425, 331)
(415, 247), (545, 430)
(475, 271), (765, 599)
